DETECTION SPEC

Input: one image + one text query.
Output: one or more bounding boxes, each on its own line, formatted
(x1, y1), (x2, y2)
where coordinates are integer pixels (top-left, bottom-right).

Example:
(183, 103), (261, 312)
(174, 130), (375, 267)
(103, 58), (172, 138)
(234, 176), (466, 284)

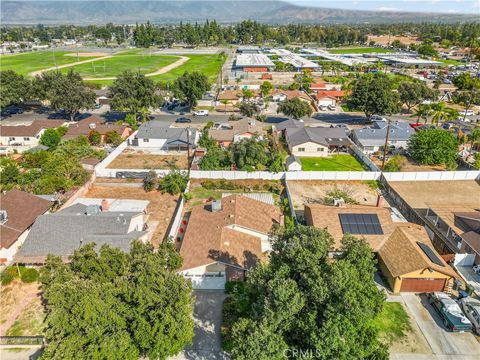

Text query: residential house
(437, 84), (458, 103)
(62, 116), (131, 144)
(15, 200), (149, 265)
(129, 121), (198, 151)
(271, 118), (305, 135)
(314, 90), (346, 108)
(0, 189), (53, 264)
(350, 120), (414, 154)
(304, 203), (397, 252)
(378, 225), (458, 293)
(271, 89), (312, 103)
(286, 155), (302, 171)
(0, 119), (66, 153)
(178, 195), (283, 289)
(93, 88), (110, 105)
(309, 82), (341, 94)
(208, 118), (266, 148)
(285, 127), (352, 157)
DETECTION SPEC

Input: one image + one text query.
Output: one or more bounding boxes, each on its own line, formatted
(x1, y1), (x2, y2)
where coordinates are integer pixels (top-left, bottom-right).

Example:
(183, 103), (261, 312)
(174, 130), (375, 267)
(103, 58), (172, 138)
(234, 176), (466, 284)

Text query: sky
(289, 0), (480, 14)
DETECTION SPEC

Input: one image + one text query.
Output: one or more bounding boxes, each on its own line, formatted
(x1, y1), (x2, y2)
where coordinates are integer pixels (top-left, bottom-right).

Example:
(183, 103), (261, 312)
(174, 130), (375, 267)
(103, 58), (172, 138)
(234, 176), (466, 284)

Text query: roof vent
(211, 200), (222, 212)
(86, 205), (100, 216)
(89, 123), (96, 129)
(0, 210), (7, 224)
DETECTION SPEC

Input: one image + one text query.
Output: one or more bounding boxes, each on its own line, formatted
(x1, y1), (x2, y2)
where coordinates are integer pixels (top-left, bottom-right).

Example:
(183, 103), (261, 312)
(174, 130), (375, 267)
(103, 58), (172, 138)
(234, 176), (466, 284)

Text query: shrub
(1, 266), (18, 285)
(158, 170), (189, 195)
(324, 186), (359, 205)
(383, 154), (407, 172)
(143, 170), (158, 192)
(20, 268), (39, 283)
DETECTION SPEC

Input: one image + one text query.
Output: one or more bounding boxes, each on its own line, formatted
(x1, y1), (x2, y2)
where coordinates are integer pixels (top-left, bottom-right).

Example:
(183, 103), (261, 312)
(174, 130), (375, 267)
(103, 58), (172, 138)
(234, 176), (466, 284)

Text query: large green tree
(34, 70), (96, 121)
(398, 81), (436, 112)
(452, 73), (480, 121)
(277, 97), (312, 119)
(227, 226), (387, 360)
(108, 71), (162, 115)
(40, 242), (194, 360)
(0, 70), (31, 108)
(173, 71), (209, 108)
(348, 73), (400, 118)
(409, 128), (459, 167)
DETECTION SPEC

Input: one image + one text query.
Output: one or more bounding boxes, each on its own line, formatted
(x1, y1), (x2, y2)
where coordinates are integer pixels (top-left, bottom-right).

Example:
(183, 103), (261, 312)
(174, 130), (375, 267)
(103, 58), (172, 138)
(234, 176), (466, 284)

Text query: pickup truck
(428, 292), (473, 332)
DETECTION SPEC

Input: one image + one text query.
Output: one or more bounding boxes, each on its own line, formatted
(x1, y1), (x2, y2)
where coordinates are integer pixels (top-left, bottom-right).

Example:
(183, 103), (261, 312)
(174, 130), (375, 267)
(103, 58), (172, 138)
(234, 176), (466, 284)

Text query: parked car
(193, 110), (209, 116)
(319, 105), (327, 111)
(442, 122), (455, 129)
(427, 292), (473, 332)
(175, 117), (192, 123)
(328, 104), (336, 111)
(460, 110), (475, 116)
(459, 298), (480, 335)
(370, 115), (387, 122)
(473, 264), (480, 274)
(95, 103), (102, 109)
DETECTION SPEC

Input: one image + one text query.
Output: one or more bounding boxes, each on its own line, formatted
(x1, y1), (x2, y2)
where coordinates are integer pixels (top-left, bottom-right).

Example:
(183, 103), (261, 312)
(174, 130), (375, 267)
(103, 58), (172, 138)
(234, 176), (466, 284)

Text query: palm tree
(411, 104), (432, 124)
(469, 127), (480, 153)
(430, 102), (459, 126)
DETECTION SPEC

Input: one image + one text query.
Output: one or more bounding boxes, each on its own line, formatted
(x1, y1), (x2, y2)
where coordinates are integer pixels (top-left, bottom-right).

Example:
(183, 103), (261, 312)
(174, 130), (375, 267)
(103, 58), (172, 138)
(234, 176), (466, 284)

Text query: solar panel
(417, 242), (445, 267)
(339, 213), (383, 235)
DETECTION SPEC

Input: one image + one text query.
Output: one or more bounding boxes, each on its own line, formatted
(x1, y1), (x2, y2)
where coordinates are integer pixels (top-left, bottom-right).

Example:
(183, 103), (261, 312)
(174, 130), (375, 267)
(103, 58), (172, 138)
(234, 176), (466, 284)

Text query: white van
(459, 109), (474, 116)
(193, 110), (209, 116)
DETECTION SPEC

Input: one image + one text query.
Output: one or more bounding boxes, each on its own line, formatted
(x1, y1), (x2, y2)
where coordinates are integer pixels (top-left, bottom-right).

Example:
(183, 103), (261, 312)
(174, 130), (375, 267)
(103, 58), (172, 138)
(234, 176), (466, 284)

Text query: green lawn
(437, 58), (464, 66)
(373, 302), (412, 345)
(329, 47), (394, 54)
(0, 51), (103, 75)
(60, 53), (179, 78)
(300, 154), (366, 171)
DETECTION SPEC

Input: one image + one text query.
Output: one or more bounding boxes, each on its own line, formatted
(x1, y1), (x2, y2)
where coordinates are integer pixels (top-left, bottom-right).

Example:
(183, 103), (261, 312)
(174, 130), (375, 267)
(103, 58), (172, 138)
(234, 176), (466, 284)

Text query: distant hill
(1, 1), (478, 25)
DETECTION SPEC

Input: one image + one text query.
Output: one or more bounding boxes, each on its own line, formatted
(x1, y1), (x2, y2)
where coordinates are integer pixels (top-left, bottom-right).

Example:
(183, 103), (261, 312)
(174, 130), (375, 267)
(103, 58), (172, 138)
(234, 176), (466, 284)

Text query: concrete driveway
(400, 293), (480, 359)
(171, 290), (229, 360)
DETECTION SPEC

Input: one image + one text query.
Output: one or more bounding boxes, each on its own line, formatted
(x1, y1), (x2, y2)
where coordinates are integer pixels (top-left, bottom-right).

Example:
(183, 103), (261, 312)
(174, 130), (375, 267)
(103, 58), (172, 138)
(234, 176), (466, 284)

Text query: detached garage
(378, 225), (458, 294)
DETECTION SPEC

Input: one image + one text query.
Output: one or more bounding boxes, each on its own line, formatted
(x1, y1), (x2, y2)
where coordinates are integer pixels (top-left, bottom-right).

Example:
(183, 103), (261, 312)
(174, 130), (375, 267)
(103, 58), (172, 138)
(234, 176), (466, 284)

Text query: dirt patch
(0, 281), (43, 336)
(287, 180), (380, 210)
(64, 52), (107, 57)
(85, 185), (179, 248)
(95, 177), (143, 183)
(371, 155), (446, 172)
(107, 150), (189, 169)
(368, 35), (421, 46)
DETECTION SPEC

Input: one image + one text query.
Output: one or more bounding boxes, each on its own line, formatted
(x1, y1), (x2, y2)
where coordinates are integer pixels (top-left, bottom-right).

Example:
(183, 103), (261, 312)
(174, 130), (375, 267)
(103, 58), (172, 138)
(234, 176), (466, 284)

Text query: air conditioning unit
(89, 123), (96, 129)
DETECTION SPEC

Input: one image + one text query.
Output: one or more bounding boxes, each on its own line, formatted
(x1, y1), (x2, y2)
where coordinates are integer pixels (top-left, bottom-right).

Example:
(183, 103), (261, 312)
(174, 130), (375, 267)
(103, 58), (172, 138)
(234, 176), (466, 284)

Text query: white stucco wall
(291, 142), (329, 157)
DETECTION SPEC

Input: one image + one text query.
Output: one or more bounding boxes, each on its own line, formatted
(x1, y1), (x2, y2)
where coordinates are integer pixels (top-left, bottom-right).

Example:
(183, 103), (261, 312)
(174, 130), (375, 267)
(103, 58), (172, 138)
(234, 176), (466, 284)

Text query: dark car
(428, 292), (473, 332)
(175, 117), (192, 123)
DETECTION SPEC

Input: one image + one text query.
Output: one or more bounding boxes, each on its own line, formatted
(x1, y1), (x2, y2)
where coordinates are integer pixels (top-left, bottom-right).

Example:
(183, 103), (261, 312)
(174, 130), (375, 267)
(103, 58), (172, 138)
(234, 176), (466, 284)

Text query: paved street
(400, 293), (480, 358)
(170, 290), (229, 360)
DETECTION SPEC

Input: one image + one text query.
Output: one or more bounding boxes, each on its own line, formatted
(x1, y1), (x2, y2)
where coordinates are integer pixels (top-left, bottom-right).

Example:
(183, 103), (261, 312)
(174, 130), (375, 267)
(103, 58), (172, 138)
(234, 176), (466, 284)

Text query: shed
(286, 155), (302, 171)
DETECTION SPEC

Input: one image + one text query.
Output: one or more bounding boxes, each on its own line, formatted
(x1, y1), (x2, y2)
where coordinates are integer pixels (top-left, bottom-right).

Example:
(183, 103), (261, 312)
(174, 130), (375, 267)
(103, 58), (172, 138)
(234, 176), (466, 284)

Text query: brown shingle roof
(180, 195), (283, 271)
(0, 189), (52, 249)
(208, 118), (265, 143)
(379, 225), (458, 279)
(63, 116), (129, 139)
(0, 120), (65, 137)
(304, 204), (395, 251)
(271, 89), (311, 101)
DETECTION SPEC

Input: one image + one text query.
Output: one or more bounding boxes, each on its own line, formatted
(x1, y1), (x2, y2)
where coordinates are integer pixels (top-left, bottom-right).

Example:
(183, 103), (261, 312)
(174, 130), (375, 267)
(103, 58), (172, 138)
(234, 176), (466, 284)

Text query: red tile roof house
(178, 195), (283, 289)
(62, 116), (131, 144)
(314, 90), (346, 107)
(270, 89), (312, 103)
(0, 189), (53, 264)
(0, 119), (66, 154)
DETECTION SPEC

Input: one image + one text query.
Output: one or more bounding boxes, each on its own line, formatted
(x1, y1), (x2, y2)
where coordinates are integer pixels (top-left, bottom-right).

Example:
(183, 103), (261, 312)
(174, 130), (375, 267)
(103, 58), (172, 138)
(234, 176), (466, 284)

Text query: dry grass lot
(287, 180), (381, 210)
(0, 281), (44, 336)
(371, 156), (446, 172)
(107, 150), (189, 170)
(85, 185), (179, 247)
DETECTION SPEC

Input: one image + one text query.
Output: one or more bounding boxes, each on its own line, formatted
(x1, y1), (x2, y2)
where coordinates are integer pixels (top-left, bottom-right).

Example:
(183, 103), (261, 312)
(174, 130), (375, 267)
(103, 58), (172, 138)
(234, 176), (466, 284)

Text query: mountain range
(1, 1), (478, 25)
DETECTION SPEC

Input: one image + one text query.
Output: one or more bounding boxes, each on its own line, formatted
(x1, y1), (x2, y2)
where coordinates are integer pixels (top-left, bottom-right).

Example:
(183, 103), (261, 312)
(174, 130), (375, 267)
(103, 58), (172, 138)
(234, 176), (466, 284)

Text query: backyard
(300, 154), (366, 171)
(106, 150), (190, 169)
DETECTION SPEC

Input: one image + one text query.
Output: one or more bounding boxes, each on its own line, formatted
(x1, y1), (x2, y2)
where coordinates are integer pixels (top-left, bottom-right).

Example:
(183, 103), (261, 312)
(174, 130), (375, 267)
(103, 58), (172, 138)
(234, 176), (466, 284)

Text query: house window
(24, 137), (30, 141)
(317, 147), (324, 152)
(298, 147), (305, 152)
(143, 138), (149, 143)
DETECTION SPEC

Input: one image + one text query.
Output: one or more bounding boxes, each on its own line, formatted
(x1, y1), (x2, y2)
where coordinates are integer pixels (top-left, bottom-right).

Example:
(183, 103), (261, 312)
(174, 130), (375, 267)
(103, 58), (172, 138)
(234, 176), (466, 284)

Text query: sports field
(0, 51), (103, 75)
(329, 47), (394, 54)
(150, 54), (225, 82)
(60, 53), (179, 78)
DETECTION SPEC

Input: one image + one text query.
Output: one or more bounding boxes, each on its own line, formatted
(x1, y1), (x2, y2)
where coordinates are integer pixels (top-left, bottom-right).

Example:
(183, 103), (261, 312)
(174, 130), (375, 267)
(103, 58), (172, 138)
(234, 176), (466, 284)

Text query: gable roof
(14, 203), (145, 264)
(136, 122), (197, 143)
(273, 118), (305, 132)
(271, 89), (311, 101)
(286, 127), (351, 147)
(304, 204), (396, 251)
(63, 116), (129, 139)
(0, 189), (52, 250)
(352, 120), (414, 145)
(314, 90), (345, 100)
(208, 118), (265, 142)
(0, 120), (65, 137)
(180, 195), (283, 271)
(286, 155), (301, 167)
(379, 225), (458, 278)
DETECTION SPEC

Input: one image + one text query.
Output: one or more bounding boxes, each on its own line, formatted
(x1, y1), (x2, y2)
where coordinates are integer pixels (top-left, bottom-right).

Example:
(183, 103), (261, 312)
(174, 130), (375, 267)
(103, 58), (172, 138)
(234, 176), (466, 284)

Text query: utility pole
(187, 127), (192, 176)
(381, 118), (391, 171)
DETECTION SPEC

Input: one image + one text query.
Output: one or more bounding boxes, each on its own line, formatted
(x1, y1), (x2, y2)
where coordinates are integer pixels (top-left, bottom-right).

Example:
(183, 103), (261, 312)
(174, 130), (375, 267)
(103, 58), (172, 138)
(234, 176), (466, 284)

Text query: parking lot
(400, 293), (480, 358)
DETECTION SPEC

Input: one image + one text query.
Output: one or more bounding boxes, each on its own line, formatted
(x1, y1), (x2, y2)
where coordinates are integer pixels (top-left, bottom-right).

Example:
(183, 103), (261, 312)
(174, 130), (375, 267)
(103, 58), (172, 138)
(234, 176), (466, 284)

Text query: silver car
(459, 298), (480, 335)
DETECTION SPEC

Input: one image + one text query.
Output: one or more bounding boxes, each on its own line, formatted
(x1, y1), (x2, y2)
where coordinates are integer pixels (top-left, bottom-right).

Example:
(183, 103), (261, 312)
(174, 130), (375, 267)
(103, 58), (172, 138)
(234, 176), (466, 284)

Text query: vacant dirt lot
(0, 281), (43, 336)
(85, 184), (179, 247)
(107, 150), (189, 169)
(287, 180), (380, 210)
(371, 156), (446, 172)
(367, 35), (420, 46)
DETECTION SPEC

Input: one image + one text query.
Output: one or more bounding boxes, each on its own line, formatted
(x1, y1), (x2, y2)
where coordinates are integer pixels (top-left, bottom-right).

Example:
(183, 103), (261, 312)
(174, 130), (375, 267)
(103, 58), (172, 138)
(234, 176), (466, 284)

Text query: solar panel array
(417, 242), (445, 267)
(338, 213), (383, 235)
